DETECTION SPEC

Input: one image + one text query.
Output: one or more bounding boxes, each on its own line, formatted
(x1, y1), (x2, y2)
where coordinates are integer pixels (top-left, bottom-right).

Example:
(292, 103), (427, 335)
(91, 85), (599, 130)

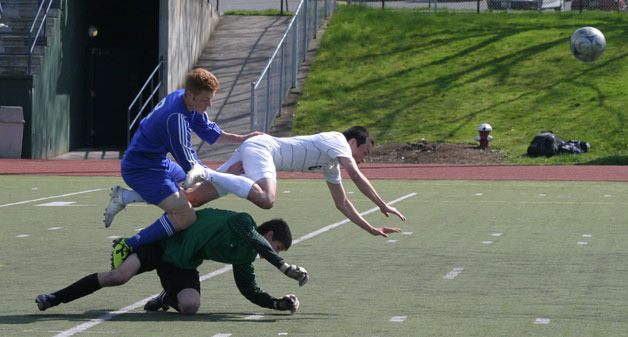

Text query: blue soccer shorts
(121, 158), (186, 205)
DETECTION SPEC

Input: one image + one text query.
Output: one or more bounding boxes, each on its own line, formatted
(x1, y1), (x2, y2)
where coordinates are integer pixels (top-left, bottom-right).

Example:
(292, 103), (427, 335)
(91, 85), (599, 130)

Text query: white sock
(204, 169), (255, 199)
(121, 188), (145, 204)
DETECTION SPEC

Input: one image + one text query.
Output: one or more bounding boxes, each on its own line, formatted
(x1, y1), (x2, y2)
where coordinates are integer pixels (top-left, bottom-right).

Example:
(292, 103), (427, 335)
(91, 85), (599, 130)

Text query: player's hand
(243, 131), (264, 140)
(274, 294), (300, 314)
(184, 164), (209, 188)
(380, 205), (406, 221)
(367, 226), (401, 237)
(382, 226), (402, 234)
(280, 263), (309, 286)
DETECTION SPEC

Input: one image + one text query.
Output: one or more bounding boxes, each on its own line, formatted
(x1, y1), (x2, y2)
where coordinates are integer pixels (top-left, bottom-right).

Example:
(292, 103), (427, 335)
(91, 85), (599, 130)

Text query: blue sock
(125, 214), (175, 251)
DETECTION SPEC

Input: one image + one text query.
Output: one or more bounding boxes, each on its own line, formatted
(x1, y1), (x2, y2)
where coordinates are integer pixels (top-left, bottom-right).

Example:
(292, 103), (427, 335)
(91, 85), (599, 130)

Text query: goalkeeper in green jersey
(35, 208), (308, 315)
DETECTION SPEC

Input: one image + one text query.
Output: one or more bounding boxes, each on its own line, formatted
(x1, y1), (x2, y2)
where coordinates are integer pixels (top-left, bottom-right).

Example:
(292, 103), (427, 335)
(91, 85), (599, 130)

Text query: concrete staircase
(0, 0), (59, 76)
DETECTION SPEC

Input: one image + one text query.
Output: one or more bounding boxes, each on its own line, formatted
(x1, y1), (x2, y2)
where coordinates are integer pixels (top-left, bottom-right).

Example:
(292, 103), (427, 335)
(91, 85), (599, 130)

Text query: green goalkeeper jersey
(160, 208), (286, 309)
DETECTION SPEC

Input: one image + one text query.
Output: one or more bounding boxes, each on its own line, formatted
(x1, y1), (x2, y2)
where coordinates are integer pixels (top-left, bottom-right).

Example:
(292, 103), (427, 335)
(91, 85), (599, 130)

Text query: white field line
(292, 193), (417, 245)
(0, 189), (103, 208)
(53, 192), (417, 337)
(443, 267), (464, 280)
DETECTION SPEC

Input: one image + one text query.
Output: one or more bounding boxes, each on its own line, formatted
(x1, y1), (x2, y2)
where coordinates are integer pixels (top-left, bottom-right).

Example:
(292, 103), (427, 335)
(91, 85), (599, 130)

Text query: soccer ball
(570, 27), (606, 62)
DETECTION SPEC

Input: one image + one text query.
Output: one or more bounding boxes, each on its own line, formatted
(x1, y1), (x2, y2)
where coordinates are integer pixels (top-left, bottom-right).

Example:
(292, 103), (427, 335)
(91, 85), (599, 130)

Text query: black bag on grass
(527, 131), (564, 157)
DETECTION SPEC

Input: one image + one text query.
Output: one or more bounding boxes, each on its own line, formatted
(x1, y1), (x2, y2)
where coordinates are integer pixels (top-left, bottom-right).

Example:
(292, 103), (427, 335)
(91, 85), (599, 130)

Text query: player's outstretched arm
(233, 264), (301, 314)
(338, 157), (407, 222)
(214, 131), (264, 144)
(379, 204), (407, 221)
(326, 181), (398, 238)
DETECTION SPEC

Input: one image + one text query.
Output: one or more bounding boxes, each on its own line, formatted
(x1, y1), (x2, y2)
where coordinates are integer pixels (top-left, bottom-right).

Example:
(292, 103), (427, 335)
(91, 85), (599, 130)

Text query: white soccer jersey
(220, 132), (352, 184)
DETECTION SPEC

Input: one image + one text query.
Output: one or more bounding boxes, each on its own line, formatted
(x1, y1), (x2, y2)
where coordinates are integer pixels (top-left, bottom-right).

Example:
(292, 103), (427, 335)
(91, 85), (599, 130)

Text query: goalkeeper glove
(274, 294), (300, 314)
(280, 263), (309, 286)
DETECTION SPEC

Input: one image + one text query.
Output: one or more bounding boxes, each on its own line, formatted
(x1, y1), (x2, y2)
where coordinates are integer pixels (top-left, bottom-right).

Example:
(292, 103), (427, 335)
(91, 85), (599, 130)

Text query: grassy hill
(293, 6), (628, 164)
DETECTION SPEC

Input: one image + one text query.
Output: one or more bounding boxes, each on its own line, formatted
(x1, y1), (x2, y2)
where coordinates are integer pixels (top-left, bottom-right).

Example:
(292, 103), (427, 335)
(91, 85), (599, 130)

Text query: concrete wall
(31, 3), (70, 159)
(161, 0), (219, 92)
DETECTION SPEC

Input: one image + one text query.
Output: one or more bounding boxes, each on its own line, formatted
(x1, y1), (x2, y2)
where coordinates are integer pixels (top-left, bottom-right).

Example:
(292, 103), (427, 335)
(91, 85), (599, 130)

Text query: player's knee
(169, 208), (197, 230)
(251, 194), (275, 209)
(257, 199), (275, 209)
(107, 270), (131, 286)
(181, 209), (197, 227)
(178, 300), (200, 315)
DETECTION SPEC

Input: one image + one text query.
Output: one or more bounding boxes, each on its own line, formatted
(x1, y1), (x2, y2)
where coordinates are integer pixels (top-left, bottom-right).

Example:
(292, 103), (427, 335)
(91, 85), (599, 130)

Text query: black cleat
(144, 291), (169, 312)
(35, 293), (58, 311)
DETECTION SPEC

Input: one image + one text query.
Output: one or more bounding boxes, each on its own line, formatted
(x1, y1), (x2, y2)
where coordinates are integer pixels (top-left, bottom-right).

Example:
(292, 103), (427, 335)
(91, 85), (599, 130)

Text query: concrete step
(0, 33), (51, 51)
(0, 43), (44, 55)
(0, 18), (56, 34)
(1, 0), (58, 19)
(0, 54), (42, 74)
(0, 54), (42, 66)
(0, 35), (27, 47)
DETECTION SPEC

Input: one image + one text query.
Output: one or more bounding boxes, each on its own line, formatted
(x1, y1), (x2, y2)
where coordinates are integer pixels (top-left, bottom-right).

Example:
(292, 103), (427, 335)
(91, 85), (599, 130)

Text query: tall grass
(294, 6), (628, 164)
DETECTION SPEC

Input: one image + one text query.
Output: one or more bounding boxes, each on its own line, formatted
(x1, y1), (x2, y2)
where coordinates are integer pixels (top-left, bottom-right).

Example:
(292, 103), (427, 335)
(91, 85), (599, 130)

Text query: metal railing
(27, 0), (53, 74)
(250, 0), (336, 133)
(126, 60), (163, 146)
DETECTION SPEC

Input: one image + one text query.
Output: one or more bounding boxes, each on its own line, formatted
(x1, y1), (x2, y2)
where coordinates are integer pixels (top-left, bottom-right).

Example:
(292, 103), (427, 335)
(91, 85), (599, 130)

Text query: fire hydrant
(475, 123), (493, 149)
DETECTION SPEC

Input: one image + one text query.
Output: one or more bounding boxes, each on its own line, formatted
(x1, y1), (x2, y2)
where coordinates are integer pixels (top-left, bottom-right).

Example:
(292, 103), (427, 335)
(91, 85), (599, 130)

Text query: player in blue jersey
(105, 68), (261, 268)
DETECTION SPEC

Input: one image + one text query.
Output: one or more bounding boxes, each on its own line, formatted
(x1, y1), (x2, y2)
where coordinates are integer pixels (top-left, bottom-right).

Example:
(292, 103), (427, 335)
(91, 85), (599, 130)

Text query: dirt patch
(368, 141), (508, 165)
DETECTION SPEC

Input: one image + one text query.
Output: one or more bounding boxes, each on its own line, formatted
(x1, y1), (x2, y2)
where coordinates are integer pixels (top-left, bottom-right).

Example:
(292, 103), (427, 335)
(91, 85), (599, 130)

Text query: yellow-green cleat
(111, 238), (132, 269)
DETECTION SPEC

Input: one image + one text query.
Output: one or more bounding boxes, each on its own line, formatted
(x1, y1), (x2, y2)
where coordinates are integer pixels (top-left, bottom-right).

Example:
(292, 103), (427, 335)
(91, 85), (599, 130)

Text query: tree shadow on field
(583, 155), (628, 165)
(316, 14), (628, 148)
(0, 311), (331, 324)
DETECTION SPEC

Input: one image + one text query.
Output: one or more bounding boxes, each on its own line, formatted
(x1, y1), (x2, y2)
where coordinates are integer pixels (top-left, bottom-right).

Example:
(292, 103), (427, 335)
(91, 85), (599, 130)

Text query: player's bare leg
(158, 194), (197, 232)
(185, 181), (221, 207)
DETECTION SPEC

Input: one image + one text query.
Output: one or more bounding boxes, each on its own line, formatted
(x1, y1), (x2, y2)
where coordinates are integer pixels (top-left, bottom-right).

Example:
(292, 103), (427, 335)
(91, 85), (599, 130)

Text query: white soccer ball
(570, 27), (606, 63)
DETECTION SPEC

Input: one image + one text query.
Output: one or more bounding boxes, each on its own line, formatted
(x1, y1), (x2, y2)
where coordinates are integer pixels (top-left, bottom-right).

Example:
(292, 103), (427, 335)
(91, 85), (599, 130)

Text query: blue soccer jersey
(121, 89), (222, 205)
(123, 89), (222, 172)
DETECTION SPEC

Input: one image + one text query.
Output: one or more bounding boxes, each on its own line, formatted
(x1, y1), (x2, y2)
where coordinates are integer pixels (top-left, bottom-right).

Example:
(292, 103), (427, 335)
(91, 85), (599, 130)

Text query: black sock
(53, 273), (102, 304)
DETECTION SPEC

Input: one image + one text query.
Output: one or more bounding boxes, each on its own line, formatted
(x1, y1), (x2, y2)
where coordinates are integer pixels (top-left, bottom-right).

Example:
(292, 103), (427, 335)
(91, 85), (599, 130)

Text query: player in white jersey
(220, 132), (352, 185)
(186, 126), (406, 237)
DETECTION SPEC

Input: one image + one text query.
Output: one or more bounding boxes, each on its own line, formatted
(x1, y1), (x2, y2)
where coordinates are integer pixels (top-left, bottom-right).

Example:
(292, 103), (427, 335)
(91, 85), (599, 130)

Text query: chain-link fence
(348, 0), (627, 12)
(250, 0), (336, 133)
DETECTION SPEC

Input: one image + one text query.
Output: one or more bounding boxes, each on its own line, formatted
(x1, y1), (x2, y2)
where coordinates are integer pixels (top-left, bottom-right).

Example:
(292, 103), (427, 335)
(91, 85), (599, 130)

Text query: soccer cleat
(144, 291), (169, 312)
(35, 293), (58, 311)
(103, 185), (127, 228)
(111, 238), (132, 269)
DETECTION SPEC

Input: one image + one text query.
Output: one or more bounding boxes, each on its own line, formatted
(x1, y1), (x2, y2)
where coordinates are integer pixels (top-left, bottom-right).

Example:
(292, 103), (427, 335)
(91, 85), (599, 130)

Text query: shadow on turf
(583, 155), (628, 165)
(0, 311), (330, 324)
